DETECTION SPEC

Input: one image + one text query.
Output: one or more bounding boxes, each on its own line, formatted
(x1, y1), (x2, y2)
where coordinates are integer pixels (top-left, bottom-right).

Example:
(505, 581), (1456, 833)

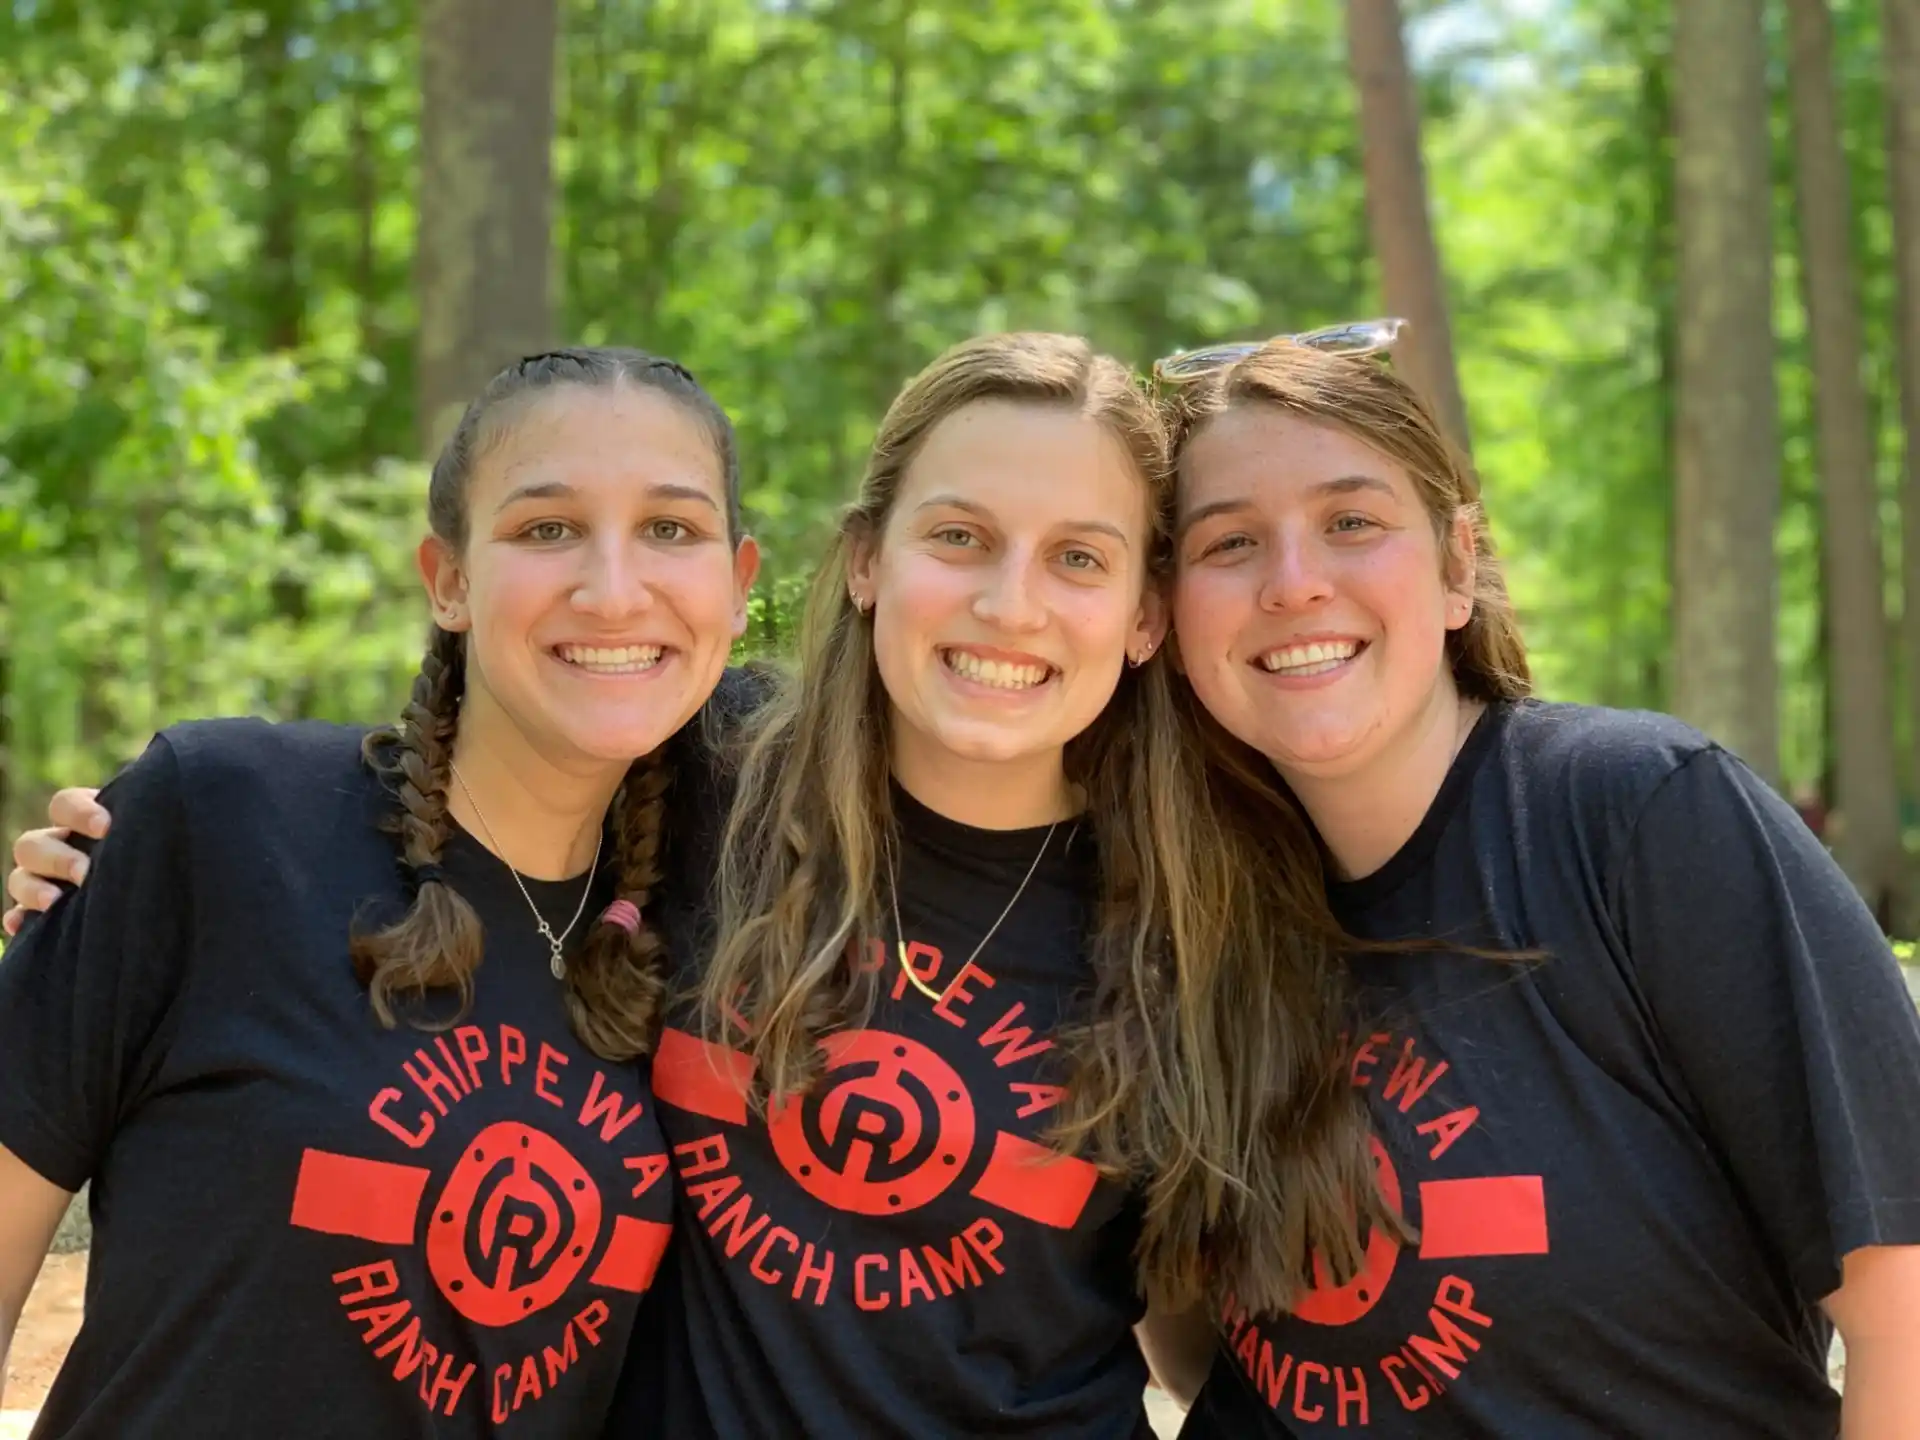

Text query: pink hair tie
(600, 899), (643, 935)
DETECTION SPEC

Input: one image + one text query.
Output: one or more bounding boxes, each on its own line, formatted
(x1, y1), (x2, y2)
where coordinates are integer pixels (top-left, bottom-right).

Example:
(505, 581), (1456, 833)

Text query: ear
(1128, 583), (1171, 667)
(845, 518), (879, 614)
(417, 534), (471, 631)
(1443, 510), (1478, 633)
(729, 535), (762, 639)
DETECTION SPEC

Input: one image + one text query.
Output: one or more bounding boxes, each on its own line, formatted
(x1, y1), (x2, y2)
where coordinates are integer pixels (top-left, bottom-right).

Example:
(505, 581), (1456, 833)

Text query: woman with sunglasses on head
(1147, 325), (1920, 1436)
(0, 347), (759, 1436)
(8, 332), (1388, 1439)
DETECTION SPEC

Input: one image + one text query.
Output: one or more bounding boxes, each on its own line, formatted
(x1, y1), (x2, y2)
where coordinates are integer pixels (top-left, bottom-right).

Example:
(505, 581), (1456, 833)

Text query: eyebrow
(913, 492), (1132, 547)
(495, 480), (720, 514)
(1177, 474), (1400, 535)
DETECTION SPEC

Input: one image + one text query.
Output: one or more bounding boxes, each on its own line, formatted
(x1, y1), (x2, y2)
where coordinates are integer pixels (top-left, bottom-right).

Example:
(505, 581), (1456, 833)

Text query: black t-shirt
(0, 721), (675, 1438)
(643, 779), (1152, 1439)
(1180, 701), (1920, 1439)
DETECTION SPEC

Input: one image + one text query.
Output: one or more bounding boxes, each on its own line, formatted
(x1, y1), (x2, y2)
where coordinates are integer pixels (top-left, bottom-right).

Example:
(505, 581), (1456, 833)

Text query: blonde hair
(703, 332), (1390, 1310)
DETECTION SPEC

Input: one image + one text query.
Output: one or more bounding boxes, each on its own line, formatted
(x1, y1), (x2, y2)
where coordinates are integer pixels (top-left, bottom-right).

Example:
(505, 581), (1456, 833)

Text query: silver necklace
(448, 761), (603, 980)
(888, 819), (1068, 1005)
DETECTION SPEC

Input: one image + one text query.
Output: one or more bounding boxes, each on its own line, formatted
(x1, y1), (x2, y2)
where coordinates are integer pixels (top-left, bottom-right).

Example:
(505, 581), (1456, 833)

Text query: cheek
(658, 552), (746, 634)
(464, 554), (551, 635)
(876, 555), (973, 632)
(1171, 569), (1250, 664)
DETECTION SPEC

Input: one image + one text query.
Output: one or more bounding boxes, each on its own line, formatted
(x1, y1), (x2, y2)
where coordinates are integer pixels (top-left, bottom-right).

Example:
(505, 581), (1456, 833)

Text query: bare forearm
(1839, 1341), (1920, 1439)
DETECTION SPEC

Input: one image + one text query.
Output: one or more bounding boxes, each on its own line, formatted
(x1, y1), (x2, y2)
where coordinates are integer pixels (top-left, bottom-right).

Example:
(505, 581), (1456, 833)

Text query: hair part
(703, 332), (1393, 1310)
(350, 346), (739, 1059)
(1167, 341), (1531, 703)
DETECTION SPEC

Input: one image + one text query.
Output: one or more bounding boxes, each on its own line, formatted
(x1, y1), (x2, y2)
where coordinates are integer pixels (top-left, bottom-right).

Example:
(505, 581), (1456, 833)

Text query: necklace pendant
(538, 921), (566, 981)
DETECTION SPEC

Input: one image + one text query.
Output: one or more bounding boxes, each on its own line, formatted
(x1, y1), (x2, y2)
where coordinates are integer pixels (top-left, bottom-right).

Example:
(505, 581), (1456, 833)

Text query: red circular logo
(1291, 1136), (1405, 1327)
(426, 1121), (602, 1326)
(767, 1030), (975, 1215)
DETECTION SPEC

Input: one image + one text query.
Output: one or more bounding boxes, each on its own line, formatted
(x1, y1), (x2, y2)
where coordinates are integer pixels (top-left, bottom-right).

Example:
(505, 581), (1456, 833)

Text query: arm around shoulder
(0, 740), (194, 1196)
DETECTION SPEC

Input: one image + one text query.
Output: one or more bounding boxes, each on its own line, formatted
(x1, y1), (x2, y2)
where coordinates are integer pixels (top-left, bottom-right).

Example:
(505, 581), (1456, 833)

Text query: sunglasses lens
(1155, 344), (1257, 381)
(1295, 317), (1406, 355)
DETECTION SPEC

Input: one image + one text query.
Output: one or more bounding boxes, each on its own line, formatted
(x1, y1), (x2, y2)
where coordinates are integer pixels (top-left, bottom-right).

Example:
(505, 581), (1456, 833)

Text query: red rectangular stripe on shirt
(969, 1130), (1099, 1229)
(289, 1149), (431, 1245)
(653, 1026), (756, 1126)
(1418, 1175), (1550, 1258)
(591, 1214), (674, 1293)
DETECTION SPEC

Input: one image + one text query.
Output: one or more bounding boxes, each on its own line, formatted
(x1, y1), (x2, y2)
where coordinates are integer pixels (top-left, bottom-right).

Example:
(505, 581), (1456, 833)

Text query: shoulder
(1492, 700), (1804, 894)
(156, 717), (374, 783)
(706, 662), (781, 735)
(1495, 700), (1724, 821)
(146, 718), (381, 823)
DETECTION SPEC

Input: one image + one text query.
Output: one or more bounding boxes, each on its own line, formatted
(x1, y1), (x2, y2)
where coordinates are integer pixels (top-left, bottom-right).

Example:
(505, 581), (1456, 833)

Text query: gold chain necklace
(888, 820), (1068, 1006)
(448, 761), (603, 981)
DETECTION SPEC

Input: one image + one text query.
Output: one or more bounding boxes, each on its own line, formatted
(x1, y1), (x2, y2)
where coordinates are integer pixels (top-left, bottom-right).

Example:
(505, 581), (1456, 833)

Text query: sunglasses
(1151, 317), (1406, 385)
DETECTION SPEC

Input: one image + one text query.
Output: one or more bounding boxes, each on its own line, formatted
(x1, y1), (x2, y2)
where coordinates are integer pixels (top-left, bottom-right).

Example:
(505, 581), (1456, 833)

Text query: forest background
(7, 0), (1920, 939)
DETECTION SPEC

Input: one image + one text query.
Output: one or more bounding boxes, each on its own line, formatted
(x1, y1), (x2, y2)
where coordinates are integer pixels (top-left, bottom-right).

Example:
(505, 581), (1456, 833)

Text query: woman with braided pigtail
(9, 333), (1393, 1440)
(0, 346), (758, 1438)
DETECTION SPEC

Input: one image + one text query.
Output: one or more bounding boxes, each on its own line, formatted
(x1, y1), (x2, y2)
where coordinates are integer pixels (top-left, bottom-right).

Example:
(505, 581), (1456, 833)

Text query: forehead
(897, 398), (1149, 532)
(477, 384), (724, 500)
(1179, 404), (1413, 506)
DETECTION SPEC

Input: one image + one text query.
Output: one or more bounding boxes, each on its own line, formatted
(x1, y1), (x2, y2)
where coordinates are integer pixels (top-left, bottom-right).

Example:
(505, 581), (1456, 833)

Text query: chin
(1252, 720), (1378, 776)
(924, 719), (1062, 767)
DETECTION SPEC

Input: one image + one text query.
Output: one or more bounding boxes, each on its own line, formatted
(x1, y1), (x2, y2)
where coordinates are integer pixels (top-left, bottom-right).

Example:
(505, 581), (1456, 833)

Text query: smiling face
(1172, 404), (1474, 783)
(847, 398), (1163, 808)
(420, 383), (758, 773)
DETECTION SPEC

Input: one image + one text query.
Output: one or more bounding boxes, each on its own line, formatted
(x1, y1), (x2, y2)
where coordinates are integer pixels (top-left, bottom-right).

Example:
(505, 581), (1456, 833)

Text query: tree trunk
(416, 0), (560, 456)
(1345, 0), (1472, 455)
(1786, 0), (1901, 912)
(1670, 0), (1782, 784)
(0, 621), (11, 844)
(1886, 0), (1920, 911)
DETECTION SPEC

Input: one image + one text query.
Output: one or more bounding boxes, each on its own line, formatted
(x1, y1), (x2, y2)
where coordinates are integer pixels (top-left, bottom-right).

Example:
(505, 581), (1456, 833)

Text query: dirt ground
(4, 1251), (85, 1415)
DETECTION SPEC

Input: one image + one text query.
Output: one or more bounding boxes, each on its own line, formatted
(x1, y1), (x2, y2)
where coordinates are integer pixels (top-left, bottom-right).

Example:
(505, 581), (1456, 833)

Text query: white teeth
(1259, 640), (1360, 676)
(557, 644), (664, 673)
(943, 649), (1051, 690)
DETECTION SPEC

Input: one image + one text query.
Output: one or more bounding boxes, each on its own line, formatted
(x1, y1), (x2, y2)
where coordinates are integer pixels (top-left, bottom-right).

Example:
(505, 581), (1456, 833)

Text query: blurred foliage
(0, 0), (1908, 840)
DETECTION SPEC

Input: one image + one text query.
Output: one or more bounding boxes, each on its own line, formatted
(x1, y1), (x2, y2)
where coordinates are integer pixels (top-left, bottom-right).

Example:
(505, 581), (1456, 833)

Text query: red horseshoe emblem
(768, 1030), (976, 1216)
(1291, 1136), (1405, 1327)
(426, 1121), (603, 1326)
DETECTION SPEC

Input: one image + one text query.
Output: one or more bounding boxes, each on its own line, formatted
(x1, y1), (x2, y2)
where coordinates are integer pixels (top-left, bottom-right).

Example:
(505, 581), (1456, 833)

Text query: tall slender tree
(1670, 0), (1782, 784)
(1786, 0), (1901, 912)
(1887, 0), (1920, 910)
(1345, 0), (1472, 455)
(416, 0), (560, 454)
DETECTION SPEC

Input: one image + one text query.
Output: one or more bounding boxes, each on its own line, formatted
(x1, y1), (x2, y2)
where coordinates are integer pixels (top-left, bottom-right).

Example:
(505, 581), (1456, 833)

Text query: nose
(970, 552), (1048, 633)
(1256, 532), (1335, 613)
(569, 535), (657, 621)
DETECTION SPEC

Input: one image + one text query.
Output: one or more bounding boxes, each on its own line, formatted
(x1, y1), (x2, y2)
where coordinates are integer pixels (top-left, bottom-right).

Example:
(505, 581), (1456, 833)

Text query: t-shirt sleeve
(1614, 744), (1920, 1301)
(0, 734), (195, 1191)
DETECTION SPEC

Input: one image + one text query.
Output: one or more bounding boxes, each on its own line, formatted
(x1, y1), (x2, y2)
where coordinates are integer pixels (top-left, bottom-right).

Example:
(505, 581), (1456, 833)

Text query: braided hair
(350, 347), (741, 1060)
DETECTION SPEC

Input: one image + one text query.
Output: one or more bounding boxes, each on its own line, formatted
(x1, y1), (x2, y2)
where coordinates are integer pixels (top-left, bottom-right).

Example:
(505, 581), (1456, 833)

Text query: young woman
(7, 333), (1384, 1437)
(640, 331), (1379, 1438)
(1153, 331), (1920, 1436)
(0, 347), (759, 1435)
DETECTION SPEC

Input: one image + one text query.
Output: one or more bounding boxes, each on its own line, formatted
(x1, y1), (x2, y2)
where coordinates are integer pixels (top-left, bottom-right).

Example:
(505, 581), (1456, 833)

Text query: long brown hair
(1155, 340), (1534, 1305)
(1166, 340), (1531, 702)
(351, 347), (742, 1062)
(703, 332), (1391, 1311)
